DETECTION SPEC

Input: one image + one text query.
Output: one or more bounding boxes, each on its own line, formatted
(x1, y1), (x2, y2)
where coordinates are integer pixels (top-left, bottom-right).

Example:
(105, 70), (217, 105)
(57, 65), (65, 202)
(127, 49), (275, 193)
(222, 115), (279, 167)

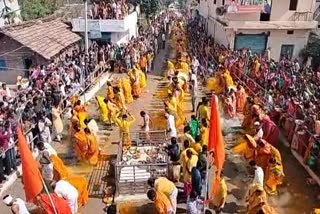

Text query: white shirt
(162, 33), (166, 41)
(167, 114), (177, 138)
(254, 128), (263, 140)
(191, 73), (198, 90)
(13, 198), (30, 214)
(42, 163), (54, 181)
(143, 114), (151, 132)
(54, 180), (79, 214)
(253, 166), (264, 186)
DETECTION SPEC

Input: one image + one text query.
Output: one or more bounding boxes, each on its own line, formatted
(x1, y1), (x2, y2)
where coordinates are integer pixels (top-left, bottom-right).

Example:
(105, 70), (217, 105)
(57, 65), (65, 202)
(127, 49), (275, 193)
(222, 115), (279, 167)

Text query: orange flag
(207, 94), (225, 198)
(17, 127), (43, 201)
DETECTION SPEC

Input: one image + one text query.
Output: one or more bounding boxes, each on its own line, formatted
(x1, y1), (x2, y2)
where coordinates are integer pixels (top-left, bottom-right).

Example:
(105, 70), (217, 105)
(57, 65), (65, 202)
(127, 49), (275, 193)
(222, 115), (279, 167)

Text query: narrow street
(0, 32), (319, 214)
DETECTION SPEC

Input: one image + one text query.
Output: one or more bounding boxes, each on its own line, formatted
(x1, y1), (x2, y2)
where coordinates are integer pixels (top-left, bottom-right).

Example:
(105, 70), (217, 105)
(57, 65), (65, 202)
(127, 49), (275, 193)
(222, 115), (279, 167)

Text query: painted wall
(267, 29), (309, 59)
(223, 28), (309, 60)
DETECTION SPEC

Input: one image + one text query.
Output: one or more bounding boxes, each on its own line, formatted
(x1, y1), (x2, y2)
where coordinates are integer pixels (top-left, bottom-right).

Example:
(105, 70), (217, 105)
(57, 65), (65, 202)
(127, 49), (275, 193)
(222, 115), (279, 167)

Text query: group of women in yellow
(95, 61), (148, 147)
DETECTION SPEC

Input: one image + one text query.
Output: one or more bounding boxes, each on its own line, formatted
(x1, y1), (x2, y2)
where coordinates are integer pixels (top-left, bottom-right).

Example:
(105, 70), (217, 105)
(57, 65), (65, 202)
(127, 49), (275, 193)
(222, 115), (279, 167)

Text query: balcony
(71, 11), (137, 33)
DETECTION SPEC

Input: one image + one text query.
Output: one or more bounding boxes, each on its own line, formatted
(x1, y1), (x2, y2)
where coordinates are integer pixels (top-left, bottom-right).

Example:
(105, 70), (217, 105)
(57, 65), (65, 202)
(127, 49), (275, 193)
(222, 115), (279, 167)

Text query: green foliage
(139, 0), (160, 19)
(300, 35), (320, 68)
(20, 0), (57, 21)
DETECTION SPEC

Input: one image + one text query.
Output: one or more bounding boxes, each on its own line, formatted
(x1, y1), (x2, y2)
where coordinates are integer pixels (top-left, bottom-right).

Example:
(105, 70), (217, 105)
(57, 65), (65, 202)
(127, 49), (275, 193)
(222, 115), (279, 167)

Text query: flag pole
(40, 176), (59, 214)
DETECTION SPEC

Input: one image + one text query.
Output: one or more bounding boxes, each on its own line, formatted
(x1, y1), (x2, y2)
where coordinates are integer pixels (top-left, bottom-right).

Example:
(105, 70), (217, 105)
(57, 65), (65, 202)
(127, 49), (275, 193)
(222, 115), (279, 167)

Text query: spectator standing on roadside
(162, 32), (166, 49)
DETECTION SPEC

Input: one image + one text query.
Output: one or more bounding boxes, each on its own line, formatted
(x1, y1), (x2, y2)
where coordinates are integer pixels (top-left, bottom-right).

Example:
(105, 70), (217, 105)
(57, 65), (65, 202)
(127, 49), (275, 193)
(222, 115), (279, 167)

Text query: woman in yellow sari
(136, 65), (147, 89)
(113, 86), (127, 111)
(74, 125), (88, 161)
(233, 134), (257, 162)
(246, 184), (273, 214)
(96, 96), (109, 123)
(129, 68), (141, 98)
(121, 77), (133, 104)
(84, 128), (99, 166)
(106, 82), (115, 101)
(38, 142), (89, 207)
(74, 100), (88, 128)
(223, 69), (235, 89)
(265, 158), (284, 195)
(207, 67), (225, 94)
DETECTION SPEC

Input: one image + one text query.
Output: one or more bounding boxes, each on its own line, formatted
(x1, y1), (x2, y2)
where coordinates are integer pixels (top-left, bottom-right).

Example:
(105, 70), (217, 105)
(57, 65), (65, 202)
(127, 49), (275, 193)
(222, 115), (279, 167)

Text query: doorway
(280, 44), (294, 60)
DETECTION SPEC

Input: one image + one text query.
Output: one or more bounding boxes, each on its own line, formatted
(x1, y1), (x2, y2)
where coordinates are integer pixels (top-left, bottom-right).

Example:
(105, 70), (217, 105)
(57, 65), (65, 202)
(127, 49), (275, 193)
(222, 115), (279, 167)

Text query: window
(287, 30), (294, 34)
(289, 0), (298, 11)
(222, 0), (225, 5)
(0, 58), (7, 71)
(214, 0), (217, 4)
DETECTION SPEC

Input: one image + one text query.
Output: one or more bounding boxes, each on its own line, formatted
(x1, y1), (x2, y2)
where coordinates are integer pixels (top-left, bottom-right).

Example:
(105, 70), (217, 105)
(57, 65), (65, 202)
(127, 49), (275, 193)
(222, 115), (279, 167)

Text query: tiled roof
(2, 19), (81, 60)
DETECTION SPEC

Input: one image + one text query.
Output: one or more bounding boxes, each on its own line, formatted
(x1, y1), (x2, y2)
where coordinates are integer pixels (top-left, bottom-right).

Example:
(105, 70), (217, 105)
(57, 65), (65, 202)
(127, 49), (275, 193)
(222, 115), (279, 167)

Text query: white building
(71, 10), (138, 45)
(0, 0), (21, 27)
(199, 0), (318, 60)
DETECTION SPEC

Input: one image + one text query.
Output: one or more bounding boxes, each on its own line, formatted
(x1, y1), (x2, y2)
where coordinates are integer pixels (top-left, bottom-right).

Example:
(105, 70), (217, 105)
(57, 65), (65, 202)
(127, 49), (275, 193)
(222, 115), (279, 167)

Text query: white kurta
(54, 180), (79, 214)
(13, 198), (30, 214)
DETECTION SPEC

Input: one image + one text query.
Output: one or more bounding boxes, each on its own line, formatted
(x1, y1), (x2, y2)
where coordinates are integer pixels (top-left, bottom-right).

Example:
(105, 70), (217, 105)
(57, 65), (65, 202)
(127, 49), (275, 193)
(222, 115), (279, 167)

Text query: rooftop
(1, 18), (81, 60)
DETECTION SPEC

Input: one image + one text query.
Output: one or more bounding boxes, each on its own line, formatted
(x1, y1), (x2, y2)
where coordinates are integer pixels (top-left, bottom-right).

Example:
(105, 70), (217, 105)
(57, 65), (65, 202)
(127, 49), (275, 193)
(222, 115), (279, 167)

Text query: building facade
(71, 10), (138, 45)
(199, 0), (318, 60)
(0, 19), (81, 83)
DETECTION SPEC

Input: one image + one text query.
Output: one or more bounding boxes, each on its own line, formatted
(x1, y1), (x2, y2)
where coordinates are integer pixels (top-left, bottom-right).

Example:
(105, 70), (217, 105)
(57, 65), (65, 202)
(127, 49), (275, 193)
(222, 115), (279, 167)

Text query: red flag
(207, 94), (226, 198)
(17, 127), (43, 201)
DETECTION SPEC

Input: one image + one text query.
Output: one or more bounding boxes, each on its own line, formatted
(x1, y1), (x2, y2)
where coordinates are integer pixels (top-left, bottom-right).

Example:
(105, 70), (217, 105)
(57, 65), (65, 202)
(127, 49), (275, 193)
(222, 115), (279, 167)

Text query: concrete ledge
(291, 149), (320, 187)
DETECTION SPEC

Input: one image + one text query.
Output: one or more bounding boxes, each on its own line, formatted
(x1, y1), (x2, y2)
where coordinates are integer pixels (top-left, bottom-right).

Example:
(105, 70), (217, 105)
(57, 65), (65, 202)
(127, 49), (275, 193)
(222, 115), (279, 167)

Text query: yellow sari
(223, 70), (235, 88)
(207, 72), (225, 94)
(121, 77), (134, 104)
(265, 163), (284, 195)
(51, 155), (89, 207)
(86, 133), (99, 165)
(138, 68), (147, 89)
(96, 96), (109, 123)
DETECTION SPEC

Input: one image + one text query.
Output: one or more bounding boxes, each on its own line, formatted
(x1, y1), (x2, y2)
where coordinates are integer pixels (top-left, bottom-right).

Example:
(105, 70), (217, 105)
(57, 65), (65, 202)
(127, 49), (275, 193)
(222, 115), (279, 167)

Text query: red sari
(261, 115), (279, 147)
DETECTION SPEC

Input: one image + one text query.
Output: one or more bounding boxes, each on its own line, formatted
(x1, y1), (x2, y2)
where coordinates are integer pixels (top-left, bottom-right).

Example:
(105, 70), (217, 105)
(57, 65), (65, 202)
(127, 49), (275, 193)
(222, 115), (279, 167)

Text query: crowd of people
(0, 10), (170, 214)
(2, 7), (320, 213)
(90, 0), (129, 20)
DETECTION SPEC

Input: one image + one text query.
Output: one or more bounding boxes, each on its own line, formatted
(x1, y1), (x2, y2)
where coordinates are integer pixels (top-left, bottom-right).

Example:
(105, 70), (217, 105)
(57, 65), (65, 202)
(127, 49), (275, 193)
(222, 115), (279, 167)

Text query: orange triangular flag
(207, 94), (226, 198)
(17, 127), (43, 201)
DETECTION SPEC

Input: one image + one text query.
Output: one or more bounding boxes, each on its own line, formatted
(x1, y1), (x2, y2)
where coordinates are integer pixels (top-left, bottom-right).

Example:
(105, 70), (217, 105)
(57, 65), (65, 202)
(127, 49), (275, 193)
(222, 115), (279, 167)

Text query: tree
(139, 0), (160, 20)
(19, 0), (57, 21)
(300, 34), (320, 69)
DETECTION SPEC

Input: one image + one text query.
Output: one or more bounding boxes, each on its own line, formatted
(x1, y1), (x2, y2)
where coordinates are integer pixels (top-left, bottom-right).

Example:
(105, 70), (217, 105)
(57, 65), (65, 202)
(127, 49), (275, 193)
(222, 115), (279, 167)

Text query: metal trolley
(115, 130), (169, 196)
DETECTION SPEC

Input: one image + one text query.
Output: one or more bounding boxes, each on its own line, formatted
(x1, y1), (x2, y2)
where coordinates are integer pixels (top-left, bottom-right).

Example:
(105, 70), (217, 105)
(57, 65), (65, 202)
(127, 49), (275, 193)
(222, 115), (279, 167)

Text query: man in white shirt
(191, 57), (200, 75)
(140, 111), (151, 132)
(53, 180), (79, 214)
(165, 112), (177, 139)
(249, 160), (264, 187)
(161, 32), (166, 49)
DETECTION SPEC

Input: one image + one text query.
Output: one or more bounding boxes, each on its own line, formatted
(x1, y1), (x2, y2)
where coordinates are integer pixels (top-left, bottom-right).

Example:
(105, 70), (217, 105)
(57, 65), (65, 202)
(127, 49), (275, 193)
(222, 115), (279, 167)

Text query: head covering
(245, 134), (257, 148)
(3, 195), (13, 205)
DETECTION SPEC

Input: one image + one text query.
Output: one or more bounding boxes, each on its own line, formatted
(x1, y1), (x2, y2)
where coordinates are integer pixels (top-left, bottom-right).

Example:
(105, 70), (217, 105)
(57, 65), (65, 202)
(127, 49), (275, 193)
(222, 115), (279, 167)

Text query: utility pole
(84, 0), (89, 55)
